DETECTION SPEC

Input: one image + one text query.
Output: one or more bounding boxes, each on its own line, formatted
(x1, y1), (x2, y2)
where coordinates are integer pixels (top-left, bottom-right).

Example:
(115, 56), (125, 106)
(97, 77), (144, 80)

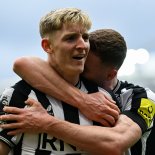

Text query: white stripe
(28, 90), (38, 101)
(46, 95), (65, 120)
(21, 134), (39, 155)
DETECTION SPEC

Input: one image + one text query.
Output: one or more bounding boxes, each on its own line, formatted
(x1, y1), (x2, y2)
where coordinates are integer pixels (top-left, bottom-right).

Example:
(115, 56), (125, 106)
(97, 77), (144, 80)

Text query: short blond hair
(39, 8), (92, 38)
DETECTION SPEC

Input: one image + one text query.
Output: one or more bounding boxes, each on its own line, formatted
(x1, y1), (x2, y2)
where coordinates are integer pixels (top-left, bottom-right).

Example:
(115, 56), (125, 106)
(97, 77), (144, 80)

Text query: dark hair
(89, 29), (127, 69)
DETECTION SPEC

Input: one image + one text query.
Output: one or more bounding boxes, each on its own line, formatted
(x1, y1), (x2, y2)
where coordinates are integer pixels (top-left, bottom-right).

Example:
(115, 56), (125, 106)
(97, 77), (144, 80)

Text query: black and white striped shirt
(113, 80), (155, 155)
(0, 79), (155, 155)
(0, 79), (110, 155)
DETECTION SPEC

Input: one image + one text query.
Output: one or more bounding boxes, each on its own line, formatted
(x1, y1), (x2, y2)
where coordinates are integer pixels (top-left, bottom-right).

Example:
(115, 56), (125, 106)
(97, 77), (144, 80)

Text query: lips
(72, 54), (86, 60)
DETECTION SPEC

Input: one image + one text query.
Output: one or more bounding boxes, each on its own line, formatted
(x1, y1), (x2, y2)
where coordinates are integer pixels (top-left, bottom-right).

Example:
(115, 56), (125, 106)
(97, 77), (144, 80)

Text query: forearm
(42, 114), (141, 155)
(43, 114), (118, 155)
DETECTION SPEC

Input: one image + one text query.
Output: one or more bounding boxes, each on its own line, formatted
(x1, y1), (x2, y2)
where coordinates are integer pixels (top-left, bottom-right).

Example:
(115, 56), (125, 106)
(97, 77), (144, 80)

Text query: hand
(79, 91), (120, 127)
(0, 98), (49, 135)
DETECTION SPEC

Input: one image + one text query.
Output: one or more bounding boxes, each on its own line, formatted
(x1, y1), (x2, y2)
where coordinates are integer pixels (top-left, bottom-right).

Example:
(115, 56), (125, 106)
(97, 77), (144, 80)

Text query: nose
(76, 37), (89, 50)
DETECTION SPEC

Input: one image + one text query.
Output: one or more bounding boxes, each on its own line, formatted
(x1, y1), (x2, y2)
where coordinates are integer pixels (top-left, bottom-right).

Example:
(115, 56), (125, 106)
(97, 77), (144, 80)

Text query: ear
(107, 68), (117, 80)
(41, 38), (53, 54)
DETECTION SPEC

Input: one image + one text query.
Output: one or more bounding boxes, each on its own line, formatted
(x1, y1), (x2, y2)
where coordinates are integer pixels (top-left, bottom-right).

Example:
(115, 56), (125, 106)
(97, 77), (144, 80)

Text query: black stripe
(62, 101), (80, 124)
(146, 119), (155, 155)
(10, 80), (32, 108)
(131, 87), (147, 110)
(13, 134), (24, 155)
(81, 77), (99, 93)
(10, 80), (32, 154)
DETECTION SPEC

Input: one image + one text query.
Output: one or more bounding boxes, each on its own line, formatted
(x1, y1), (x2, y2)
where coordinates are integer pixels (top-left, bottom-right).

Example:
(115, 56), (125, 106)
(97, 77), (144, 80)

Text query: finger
(106, 100), (120, 113)
(101, 114), (116, 126)
(0, 114), (20, 122)
(25, 98), (40, 107)
(104, 94), (116, 103)
(3, 106), (23, 114)
(7, 129), (23, 136)
(99, 119), (112, 127)
(103, 106), (120, 121)
(0, 122), (22, 129)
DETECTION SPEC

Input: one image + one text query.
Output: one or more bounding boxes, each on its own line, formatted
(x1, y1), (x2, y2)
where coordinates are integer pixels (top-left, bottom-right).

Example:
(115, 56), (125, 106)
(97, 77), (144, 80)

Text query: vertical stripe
(62, 101), (80, 124)
(10, 81), (32, 154)
(47, 96), (64, 120)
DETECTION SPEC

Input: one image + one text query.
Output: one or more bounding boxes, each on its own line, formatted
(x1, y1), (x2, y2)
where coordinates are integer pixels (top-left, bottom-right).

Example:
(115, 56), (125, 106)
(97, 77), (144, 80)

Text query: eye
(82, 34), (89, 42)
(65, 35), (77, 42)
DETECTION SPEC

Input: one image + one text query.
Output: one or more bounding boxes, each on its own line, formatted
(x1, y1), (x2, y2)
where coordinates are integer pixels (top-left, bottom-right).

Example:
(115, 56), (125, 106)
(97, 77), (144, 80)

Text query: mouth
(72, 54), (86, 60)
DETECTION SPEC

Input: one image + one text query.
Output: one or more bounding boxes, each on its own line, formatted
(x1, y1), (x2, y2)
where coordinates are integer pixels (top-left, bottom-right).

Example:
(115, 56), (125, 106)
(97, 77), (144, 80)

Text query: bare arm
(13, 56), (120, 126)
(0, 99), (141, 155)
(43, 113), (141, 155)
(0, 141), (10, 155)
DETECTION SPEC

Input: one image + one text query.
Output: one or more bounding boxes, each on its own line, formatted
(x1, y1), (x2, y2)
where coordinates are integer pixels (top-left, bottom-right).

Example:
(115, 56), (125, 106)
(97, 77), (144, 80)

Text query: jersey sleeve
(122, 87), (155, 134)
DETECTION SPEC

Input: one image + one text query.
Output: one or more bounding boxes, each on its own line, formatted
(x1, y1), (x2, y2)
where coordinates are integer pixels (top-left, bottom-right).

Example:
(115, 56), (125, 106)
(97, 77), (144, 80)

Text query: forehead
(61, 23), (89, 34)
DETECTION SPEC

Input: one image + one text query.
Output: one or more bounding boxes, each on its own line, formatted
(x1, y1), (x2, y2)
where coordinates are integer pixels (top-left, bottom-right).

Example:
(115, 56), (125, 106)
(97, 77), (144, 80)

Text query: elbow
(13, 57), (27, 74)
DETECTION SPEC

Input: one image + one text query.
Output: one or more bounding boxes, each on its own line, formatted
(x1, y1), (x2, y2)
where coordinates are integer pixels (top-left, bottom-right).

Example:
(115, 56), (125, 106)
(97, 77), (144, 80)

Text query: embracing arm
(13, 57), (81, 107)
(0, 99), (141, 155)
(13, 56), (120, 126)
(42, 114), (141, 155)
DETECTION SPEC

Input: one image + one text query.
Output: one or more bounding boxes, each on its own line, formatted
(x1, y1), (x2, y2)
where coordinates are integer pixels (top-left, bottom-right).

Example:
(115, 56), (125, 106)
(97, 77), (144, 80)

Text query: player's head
(83, 29), (127, 86)
(39, 8), (92, 84)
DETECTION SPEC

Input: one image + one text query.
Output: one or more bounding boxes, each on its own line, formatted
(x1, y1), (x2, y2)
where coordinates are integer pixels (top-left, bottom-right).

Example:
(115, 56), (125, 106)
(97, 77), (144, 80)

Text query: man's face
(48, 23), (90, 78)
(83, 51), (110, 86)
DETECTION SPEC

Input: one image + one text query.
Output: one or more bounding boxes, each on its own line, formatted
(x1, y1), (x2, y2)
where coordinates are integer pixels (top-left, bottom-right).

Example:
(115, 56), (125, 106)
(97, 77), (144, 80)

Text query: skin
(83, 51), (118, 90)
(43, 23), (90, 85)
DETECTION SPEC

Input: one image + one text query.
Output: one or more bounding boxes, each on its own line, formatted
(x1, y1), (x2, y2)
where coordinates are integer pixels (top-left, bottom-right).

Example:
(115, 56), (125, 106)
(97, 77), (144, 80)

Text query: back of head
(39, 8), (92, 38)
(89, 29), (127, 70)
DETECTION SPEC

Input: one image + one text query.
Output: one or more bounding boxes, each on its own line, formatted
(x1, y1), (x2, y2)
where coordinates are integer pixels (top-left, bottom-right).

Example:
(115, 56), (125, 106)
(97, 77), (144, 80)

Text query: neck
(101, 77), (118, 91)
(62, 74), (80, 85)
(47, 59), (80, 86)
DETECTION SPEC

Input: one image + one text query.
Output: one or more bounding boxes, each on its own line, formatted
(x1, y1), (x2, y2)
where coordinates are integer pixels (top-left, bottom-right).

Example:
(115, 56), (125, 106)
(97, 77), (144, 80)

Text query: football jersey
(113, 80), (155, 155)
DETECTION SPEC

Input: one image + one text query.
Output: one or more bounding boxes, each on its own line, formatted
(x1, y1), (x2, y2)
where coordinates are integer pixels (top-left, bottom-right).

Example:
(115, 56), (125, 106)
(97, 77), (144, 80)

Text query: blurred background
(0, 0), (155, 93)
